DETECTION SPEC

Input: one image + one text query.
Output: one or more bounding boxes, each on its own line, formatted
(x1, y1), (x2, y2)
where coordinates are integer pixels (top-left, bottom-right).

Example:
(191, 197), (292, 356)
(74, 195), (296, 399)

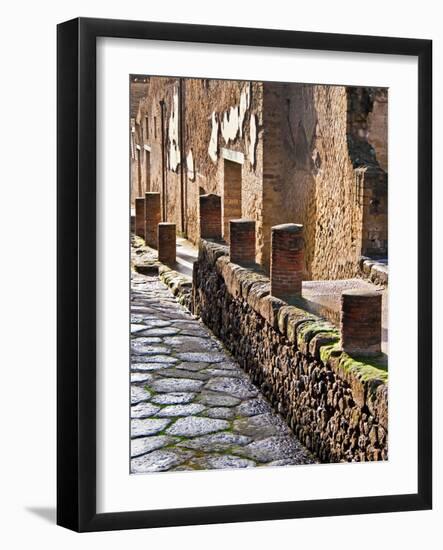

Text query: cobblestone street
(130, 270), (316, 473)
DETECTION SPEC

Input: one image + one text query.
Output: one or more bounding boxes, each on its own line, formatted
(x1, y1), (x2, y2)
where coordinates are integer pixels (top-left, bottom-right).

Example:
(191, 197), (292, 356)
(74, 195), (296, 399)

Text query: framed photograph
(57, 17), (432, 532)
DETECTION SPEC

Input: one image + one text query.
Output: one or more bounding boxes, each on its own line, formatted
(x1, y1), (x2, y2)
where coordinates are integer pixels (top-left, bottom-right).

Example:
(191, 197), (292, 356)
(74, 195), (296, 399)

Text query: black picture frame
(57, 17), (432, 532)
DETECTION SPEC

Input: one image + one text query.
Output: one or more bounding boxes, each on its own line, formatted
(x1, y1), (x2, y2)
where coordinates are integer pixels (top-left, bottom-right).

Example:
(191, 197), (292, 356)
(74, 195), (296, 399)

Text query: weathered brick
(270, 223), (304, 300)
(229, 219), (256, 265)
(158, 222), (176, 265)
(145, 192), (161, 248)
(340, 289), (382, 354)
(199, 194), (222, 240)
(135, 197), (145, 238)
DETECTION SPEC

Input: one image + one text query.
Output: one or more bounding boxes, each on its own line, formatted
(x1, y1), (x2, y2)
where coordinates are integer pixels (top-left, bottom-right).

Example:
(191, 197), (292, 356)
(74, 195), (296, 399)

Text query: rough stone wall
(367, 88), (388, 173)
(192, 240), (388, 463)
(261, 83), (387, 279)
(262, 84), (317, 273)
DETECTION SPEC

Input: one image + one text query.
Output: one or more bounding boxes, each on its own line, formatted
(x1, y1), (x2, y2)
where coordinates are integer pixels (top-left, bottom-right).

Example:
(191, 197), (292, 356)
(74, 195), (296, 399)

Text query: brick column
(229, 219), (256, 265)
(270, 223), (304, 300)
(158, 223), (176, 265)
(340, 289), (382, 354)
(144, 192), (161, 248)
(135, 197), (145, 238)
(199, 194), (222, 240)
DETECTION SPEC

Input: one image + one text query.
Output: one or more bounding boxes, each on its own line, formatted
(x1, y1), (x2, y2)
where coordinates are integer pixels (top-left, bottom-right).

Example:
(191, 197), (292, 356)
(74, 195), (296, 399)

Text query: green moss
(319, 342), (388, 383)
(340, 354), (388, 381)
(296, 320), (339, 348)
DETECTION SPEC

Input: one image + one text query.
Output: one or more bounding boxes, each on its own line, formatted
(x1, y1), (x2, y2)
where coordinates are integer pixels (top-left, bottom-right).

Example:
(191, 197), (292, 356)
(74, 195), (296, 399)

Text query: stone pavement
(130, 270), (316, 473)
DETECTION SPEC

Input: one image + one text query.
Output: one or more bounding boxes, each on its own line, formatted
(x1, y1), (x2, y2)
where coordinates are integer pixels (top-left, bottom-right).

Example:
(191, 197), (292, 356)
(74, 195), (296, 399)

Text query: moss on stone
(319, 342), (388, 383)
(296, 320), (339, 348)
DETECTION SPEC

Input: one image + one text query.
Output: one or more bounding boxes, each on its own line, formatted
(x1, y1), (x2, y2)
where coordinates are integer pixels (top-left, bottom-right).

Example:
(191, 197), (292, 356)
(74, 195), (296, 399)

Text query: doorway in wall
(223, 159), (242, 242)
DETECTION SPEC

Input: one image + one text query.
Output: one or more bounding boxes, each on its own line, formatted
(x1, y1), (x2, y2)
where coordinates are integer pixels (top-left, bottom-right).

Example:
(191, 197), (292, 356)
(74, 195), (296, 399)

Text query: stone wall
(192, 240), (388, 463)
(134, 78), (264, 246)
(262, 84), (388, 279)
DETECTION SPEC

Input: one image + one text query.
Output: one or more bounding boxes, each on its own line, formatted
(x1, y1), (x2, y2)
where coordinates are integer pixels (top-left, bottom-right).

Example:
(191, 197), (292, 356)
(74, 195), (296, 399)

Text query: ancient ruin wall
(134, 78), (265, 251)
(263, 84), (387, 280)
(132, 78), (387, 279)
(366, 88), (388, 173)
(192, 240), (388, 463)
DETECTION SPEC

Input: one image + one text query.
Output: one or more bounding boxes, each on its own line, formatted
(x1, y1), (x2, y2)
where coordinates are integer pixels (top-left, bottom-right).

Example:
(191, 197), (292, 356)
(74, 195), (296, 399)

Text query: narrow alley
(130, 268), (316, 473)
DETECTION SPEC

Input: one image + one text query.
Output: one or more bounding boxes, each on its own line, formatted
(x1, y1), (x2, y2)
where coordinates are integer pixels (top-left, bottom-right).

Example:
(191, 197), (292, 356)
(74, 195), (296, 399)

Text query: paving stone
(196, 390), (241, 407)
(131, 306), (156, 313)
(131, 314), (156, 323)
(235, 435), (315, 463)
(164, 319), (199, 326)
(179, 329), (215, 339)
(131, 449), (193, 473)
(131, 385), (151, 404)
(138, 327), (180, 337)
(130, 336), (162, 344)
(131, 341), (171, 355)
(141, 319), (172, 328)
(151, 392), (197, 405)
(132, 354), (179, 364)
(175, 361), (210, 371)
(166, 416), (230, 437)
(203, 407), (236, 419)
(176, 352), (226, 363)
(156, 403), (206, 417)
(131, 372), (155, 383)
(188, 454), (256, 470)
(131, 435), (179, 458)
(235, 397), (270, 417)
(177, 431), (252, 452)
(163, 336), (217, 352)
(131, 402), (161, 418)
(232, 413), (290, 439)
(131, 418), (171, 437)
(151, 377), (204, 393)
(131, 324), (149, 334)
(131, 362), (175, 371)
(204, 377), (258, 399)
(213, 361), (238, 370)
(157, 368), (209, 381)
(267, 457), (315, 467)
(203, 368), (242, 378)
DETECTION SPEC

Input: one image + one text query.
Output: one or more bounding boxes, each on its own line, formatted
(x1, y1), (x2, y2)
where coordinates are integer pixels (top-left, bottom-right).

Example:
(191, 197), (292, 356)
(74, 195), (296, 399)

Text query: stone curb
(359, 256), (388, 287)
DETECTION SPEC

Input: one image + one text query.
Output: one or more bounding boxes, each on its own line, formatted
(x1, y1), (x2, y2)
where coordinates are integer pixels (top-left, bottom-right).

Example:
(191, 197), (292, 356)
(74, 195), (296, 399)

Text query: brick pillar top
(273, 223), (303, 233)
(199, 194), (222, 240)
(144, 192), (161, 248)
(340, 289), (382, 355)
(270, 223), (304, 300)
(229, 219), (256, 266)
